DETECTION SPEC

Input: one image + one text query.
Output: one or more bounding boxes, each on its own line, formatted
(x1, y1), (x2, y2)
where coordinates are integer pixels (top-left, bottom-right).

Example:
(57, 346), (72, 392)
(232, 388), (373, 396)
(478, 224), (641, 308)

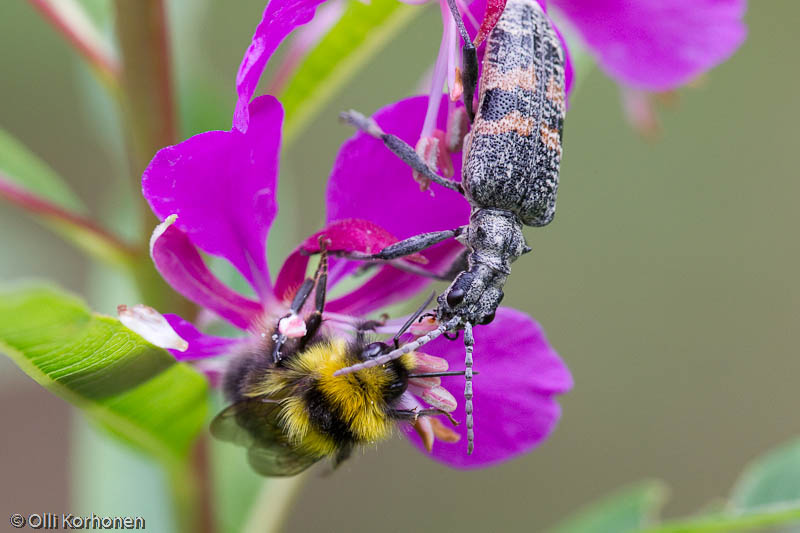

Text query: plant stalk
(112, 5), (206, 530)
(0, 172), (137, 269)
(244, 475), (308, 533)
(111, 0), (194, 318)
(113, 0), (178, 248)
(28, 0), (121, 92)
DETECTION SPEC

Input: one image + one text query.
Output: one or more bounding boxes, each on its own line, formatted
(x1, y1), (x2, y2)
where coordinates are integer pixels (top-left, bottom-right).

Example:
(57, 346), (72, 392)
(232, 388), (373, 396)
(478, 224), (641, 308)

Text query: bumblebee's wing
(211, 398), (318, 477)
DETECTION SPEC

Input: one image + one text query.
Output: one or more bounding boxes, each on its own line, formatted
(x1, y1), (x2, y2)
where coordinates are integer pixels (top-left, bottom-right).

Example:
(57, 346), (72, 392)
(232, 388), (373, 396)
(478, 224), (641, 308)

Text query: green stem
(113, 0), (177, 172)
(113, 0), (178, 249)
(112, 3), (207, 531)
(111, 0), (194, 316)
(243, 475), (308, 533)
(166, 437), (216, 533)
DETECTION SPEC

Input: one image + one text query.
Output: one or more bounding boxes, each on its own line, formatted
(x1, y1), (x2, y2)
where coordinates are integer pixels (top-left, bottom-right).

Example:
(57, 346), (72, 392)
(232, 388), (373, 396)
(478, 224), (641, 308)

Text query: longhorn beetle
(334, 0), (566, 454)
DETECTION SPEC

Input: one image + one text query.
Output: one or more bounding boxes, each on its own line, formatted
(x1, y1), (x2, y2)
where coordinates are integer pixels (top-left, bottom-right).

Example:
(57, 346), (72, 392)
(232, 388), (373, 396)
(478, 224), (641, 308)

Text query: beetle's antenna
(333, 317), (461, 376)
(463, 321), (475, 454)
(444, 0), (478, 121)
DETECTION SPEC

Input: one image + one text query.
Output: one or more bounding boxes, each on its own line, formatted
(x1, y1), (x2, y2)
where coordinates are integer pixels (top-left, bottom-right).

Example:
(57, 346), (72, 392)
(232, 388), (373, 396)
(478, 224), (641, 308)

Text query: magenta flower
(137, 91), (571, 468)
(232, 0), (747, 145)
(128, 0), (572, 469)
(551, 0), (747, 92)
(233, 0), (745, 159)
(327, 94), (574, 465)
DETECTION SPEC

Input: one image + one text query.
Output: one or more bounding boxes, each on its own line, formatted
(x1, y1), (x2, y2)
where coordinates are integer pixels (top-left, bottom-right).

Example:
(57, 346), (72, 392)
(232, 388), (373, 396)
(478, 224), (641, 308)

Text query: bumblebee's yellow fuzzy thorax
(249, 339), (416, 458)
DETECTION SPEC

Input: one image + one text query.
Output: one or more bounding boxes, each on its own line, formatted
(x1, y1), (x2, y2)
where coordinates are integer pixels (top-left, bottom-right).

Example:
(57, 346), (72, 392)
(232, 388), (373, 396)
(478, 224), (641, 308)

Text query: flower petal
(552, 0), (747, 90)
(404, 307), (572, 468)
(324, 243), (459, 316)
(234, 0), (330, 131)
(325, 96), (467, 314)
(274, 218), (430, 301)
(118, 304), (188, 352)
(143, 96), (282, 303)
(550, 20), (575, 95)
(473, 0), (508, 47)
(150, 216), (263, 330)
(163, 314), (243, 361)
(266, 0), (346, 94)
(327, 95), (469, 240)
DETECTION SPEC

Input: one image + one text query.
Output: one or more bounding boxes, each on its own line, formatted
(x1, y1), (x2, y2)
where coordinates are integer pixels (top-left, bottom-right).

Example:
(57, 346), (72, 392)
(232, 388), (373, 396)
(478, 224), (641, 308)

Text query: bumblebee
(212, 243), (459, 476)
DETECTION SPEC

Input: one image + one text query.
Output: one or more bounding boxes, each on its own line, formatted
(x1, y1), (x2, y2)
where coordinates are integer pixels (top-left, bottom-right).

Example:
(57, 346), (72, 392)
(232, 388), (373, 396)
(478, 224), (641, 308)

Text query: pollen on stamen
(413, 129), (455, 189)
(450, 66), (464, 102)
(446, 106), (470, 152)
(278, 313), (307, 338)
(412, 351), (449, 373)
(409, 316), (439, 337)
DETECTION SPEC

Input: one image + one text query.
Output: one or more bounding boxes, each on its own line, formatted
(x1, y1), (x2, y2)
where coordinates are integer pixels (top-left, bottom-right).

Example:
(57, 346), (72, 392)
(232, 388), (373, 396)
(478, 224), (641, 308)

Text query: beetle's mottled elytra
(336, 0), (568, 455)
(465, 0), (566, 228)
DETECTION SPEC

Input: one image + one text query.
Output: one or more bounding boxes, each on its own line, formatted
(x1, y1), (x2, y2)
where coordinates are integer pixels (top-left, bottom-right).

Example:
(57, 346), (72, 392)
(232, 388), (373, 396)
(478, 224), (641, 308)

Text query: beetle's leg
(463, 321), (475, 454)
(314, 227), (466, 283)
(439, 248), (470, 281)
(331, 227), (466, 263)
(340, 110), (465, 195)
(444, 0), (478, 122)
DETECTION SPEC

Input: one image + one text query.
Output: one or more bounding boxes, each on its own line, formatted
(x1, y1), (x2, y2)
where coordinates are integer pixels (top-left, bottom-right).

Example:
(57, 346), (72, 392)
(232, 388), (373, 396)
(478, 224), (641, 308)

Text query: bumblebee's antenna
(463, 321), (474, 454)
(333, 317), (461, 377)
(408, 370), (479, 378)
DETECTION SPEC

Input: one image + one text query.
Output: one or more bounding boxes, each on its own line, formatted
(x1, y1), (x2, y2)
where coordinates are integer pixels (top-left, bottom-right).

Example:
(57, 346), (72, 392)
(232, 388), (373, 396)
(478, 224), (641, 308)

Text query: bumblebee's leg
(463, 321), (475, 454)
(358, 315), (388, 332)
(444, 0), (478, 122)
(299, 241), (330, 348)
(340, 110), (465, 195)
(273, 241), (329, 361)
(392, 408), (458, 426)
(332, 444), (353, 470)
(271, 278), (314, 362)
(353, 314), (390, 345)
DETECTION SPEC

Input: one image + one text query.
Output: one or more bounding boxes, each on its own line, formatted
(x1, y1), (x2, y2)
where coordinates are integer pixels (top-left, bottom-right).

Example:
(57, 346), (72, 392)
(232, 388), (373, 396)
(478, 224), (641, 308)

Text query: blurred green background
(1, 1), (798, 532)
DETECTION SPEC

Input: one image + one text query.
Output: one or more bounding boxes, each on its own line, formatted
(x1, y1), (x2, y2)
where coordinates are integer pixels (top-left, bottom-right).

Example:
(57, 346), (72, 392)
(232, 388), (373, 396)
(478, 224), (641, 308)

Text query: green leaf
(639, 440), (800, 533)
(0, 283), (209, 464)
(639, 506), (800, 533)
(280, 0), (420, 144)
(0, 127), (85, 212)
(0, 129), (135, 268)
(549, 480), (668, 533)
(730, 438), (800, 512)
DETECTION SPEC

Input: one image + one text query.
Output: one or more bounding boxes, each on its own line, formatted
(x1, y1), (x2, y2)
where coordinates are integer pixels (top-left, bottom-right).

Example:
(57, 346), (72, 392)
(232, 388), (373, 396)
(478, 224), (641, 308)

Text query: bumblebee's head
(357, 341), (413, 401)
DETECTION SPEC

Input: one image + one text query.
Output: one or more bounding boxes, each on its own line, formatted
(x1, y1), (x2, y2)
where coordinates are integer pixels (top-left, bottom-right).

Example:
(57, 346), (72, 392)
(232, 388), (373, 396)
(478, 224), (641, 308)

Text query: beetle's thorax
(465, 208), (527, 273)
(437, 209), (529, 326)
